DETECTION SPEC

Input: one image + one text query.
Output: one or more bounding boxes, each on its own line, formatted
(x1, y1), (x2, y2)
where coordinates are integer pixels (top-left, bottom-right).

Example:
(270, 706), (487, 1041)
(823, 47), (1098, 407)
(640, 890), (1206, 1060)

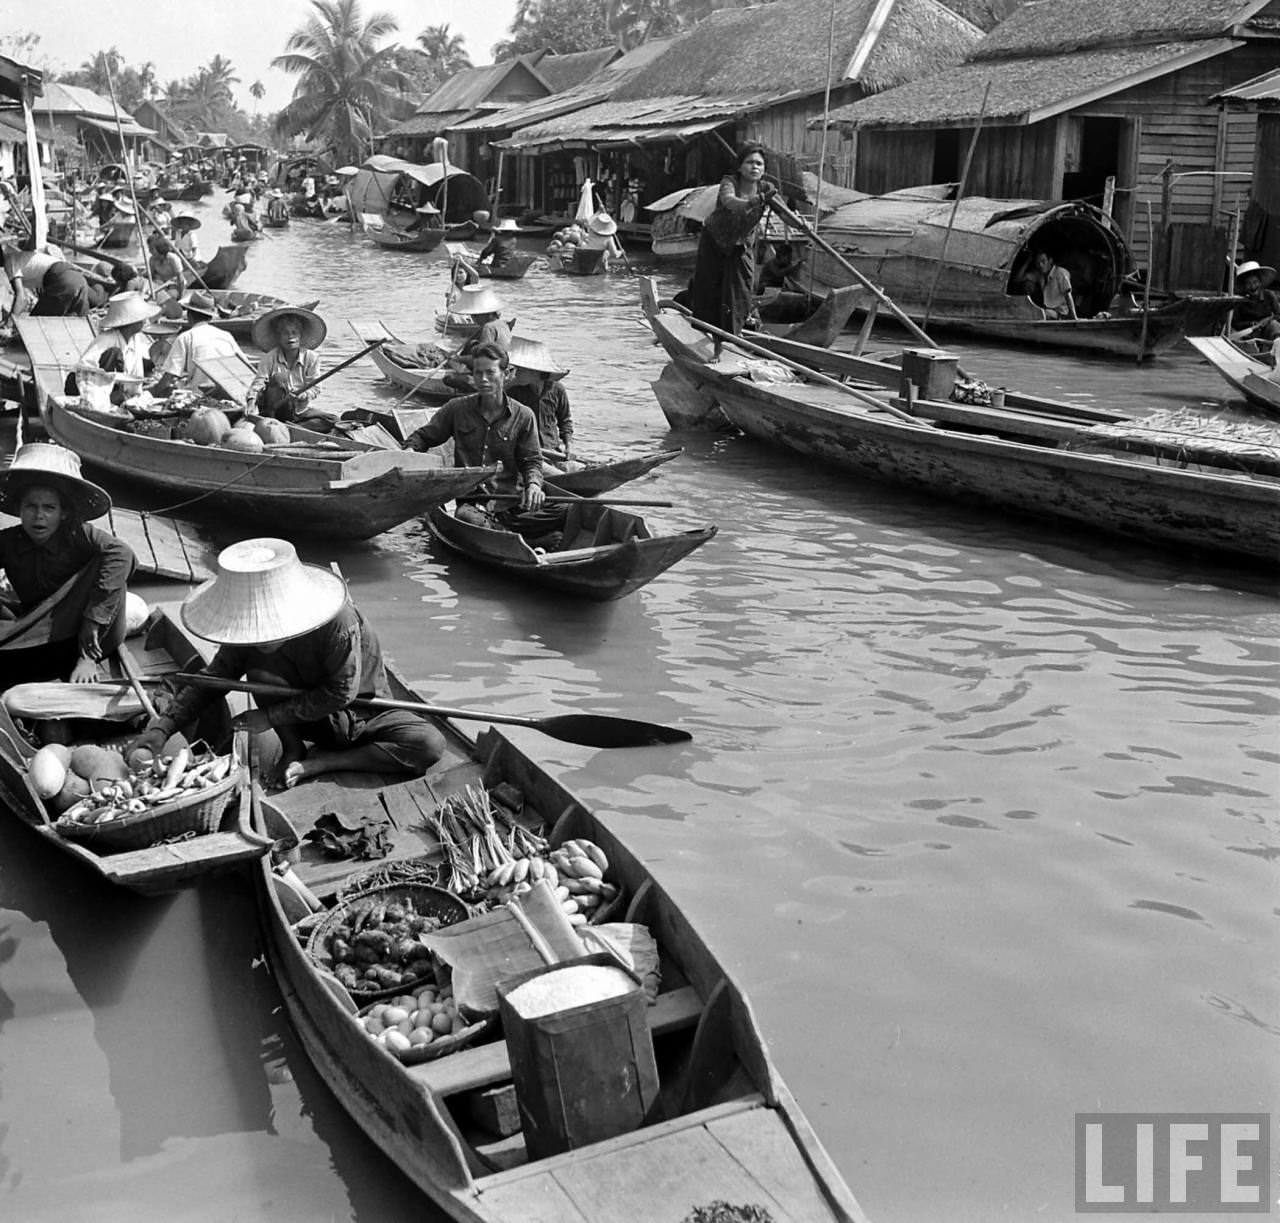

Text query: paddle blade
(536, 714), (692, 749)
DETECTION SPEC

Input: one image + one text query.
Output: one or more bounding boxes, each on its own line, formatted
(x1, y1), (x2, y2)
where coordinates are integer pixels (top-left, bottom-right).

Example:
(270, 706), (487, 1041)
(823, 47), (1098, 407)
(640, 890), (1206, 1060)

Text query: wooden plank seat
(407, 985), (703, 1098)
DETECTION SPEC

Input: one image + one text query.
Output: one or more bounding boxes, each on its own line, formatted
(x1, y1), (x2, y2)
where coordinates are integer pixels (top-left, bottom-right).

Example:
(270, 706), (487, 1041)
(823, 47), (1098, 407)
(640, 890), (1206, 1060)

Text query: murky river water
(1, 202), (1277, 1223)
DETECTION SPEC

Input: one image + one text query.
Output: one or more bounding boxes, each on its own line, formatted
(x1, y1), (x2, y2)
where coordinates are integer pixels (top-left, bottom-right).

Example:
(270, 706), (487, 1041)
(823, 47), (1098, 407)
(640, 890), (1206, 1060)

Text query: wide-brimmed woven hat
(181, 537), (347, 645)
(452, 284), (503, 317)
(507, 335), (568, 379)
(0, 442), (111, 520)
(496, 218), (519, 233)
(1235, 260), (1276, 289)
(171, 214), (201, 231)
(110, 199), (136, 217)
(101, 290), (161, 331)
(180, 289), (218, 319)
(589, 211), (617, 236)
(252, 305), (327, 352)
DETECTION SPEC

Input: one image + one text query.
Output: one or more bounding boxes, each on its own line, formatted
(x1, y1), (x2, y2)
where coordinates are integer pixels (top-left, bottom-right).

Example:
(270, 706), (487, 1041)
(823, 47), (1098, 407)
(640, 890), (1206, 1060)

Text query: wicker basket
(357, 1001), (495, 1065)
(56, 766), (243, 852)
(306, 882), (469, 1003)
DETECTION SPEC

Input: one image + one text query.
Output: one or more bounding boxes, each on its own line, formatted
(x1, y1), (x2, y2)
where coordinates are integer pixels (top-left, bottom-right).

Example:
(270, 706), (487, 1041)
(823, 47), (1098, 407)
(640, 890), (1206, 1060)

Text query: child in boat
(505, 336), (579, 469)
(128, 538), (445, 789)
(1030, 250), (1077, 320)
(247, 306), (334, 432)
(0, 443), (135, 687)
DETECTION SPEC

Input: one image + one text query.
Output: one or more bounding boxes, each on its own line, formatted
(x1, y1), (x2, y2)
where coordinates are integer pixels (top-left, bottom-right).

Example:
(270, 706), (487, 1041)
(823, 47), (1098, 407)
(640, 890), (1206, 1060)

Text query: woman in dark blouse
(0, 443), (135, 686)
(689, 142), (778, 342)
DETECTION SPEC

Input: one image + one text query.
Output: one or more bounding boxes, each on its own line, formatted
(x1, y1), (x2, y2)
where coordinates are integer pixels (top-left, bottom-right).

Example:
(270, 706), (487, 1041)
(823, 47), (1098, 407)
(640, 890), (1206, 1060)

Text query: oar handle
(296, 338), (386, 395)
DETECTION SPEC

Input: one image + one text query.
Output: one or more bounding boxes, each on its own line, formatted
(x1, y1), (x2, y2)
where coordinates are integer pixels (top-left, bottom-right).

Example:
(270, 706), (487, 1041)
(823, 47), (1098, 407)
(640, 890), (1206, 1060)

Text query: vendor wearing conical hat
(247, 306), (333, 431)
(128, 538), (445, 788)
(505, 336), (576, 465)
(0, 443), (136, 686)
(1233, 260), (1280, 342)
(79, 290), (161, 380)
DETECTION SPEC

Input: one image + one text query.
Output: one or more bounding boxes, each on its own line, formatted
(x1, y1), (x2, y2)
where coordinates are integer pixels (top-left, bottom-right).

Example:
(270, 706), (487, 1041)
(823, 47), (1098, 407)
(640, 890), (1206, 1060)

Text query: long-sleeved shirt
(0, 520), (135, 628)
(248, 346), (323, 414)
(509, 380), (573, 453)
(157, 601), (389, 736)
(403, 392), (542, 493)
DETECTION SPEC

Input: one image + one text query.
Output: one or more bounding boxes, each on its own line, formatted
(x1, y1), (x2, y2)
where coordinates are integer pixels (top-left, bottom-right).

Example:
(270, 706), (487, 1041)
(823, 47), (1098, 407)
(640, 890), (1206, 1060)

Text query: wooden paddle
(173, 673), (692, 749)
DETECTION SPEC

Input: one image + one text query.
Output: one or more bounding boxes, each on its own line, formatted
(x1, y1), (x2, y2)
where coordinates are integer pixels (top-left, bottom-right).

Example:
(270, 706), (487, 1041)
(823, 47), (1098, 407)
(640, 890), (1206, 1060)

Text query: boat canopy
(347, 154), (489, 225)
(818, 188), (1132, 317)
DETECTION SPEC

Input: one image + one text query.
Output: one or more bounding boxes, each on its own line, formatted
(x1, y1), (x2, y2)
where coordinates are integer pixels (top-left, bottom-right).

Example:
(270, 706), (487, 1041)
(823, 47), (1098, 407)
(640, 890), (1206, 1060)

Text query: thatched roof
(972, 0), (1269, 60)
(410, 58), (550, 118)
(536, 47), (622, 94)
(613, 0), (982, 101)
(821, 38), (1238, 127)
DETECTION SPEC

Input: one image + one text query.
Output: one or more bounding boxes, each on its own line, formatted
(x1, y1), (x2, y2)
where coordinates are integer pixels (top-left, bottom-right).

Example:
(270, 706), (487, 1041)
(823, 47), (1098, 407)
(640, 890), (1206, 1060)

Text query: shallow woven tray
(306, 882), (469, 1003)
(56, 766), (243, 852)
(357, 1001), (495, 1064)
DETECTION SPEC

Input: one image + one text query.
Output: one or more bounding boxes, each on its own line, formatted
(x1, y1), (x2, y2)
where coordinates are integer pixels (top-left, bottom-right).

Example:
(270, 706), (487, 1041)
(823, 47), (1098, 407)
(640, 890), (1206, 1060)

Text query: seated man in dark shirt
(402, 342), (545, 513)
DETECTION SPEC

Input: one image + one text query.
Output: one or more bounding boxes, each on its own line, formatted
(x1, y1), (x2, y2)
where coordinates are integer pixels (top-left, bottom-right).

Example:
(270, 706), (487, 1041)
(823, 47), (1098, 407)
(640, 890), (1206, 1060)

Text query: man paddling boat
(128, 538), (445, 788)
(0, 443), (135, 686)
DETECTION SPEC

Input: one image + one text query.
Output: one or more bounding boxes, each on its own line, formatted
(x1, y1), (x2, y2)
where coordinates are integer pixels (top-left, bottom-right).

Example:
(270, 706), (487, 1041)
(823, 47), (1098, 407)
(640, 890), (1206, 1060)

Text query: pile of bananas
(483, 838), (620, 928)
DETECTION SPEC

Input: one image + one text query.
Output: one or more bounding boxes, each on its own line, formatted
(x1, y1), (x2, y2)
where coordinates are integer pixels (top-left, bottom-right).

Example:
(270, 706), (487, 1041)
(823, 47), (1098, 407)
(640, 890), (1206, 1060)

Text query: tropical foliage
(58, 48), (156, 112)
(417, 23), (472, 78)
(492, 0), (611, 59)
(272, 0), (410, 165)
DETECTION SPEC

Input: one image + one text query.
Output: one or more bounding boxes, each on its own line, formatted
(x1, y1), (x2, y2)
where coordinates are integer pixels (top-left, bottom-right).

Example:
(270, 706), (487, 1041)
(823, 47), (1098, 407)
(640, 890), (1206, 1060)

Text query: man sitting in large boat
(402, 342), (546, 516)
(128, 538), (446, 789)
(0, 443), (135, 687)
(1024, 250), (1078, 320)
(149, 290), (244, 398)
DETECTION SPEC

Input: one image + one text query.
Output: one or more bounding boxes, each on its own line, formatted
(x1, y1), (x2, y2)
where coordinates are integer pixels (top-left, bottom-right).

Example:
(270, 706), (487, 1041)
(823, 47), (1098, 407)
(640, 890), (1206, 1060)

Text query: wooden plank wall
(1252, 114), (1280, 269)
(752, 85), (864, 188)
(852, 129), (933, 193)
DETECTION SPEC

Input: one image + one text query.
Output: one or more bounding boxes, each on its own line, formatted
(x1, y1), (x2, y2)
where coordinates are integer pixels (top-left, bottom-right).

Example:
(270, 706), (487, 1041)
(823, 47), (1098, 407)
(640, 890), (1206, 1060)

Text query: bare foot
(282, 755), (327, 789)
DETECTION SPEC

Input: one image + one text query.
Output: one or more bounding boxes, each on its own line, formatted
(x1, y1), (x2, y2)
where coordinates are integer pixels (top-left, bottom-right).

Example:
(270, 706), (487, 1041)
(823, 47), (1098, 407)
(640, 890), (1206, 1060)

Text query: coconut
(124, 591), (149, 634)
(186, 406), (232, 445)
(252, 416), (291, 445)
(220, 427), (265, 452)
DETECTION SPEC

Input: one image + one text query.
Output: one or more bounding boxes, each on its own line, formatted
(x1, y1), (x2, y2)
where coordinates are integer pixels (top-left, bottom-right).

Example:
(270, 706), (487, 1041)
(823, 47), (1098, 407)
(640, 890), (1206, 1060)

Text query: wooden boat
(349, 156), (490, 254)
(205, 290), (322, 342)
(548, 449), (684, 497)
(548, 247), (608, 276)
(193, 244), (250, 292)
(254, 671), (866, 1222)
(39, 393), (498, 540)
(367, 215), (447, 253)
(98, 218), (139, 250)
(368, 339), (457, 402)
(1186, 335), (1280, 417)
(799, 188), (1236, 359)
(425, 495), (715, 600)
(643, 289), (1280, 565)
(754, 285), (859, 348)
(476, 252), (536, 280)
(158, 179), (212, 201)
(0, 607), (270, 895)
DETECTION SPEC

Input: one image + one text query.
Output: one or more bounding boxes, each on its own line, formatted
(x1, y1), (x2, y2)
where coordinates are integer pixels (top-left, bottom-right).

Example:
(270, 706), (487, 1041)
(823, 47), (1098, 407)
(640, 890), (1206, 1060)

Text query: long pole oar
(174, 673), (691, 749)
(768, 197), (942, 351)
(102, 61), (155, 299)
(293, 338), (386, 396)
(672, 303), (920, 425)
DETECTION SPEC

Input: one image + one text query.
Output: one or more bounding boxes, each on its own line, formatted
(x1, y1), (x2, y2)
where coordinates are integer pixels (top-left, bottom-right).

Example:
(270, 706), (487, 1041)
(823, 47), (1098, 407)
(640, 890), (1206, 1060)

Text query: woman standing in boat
(689, 142), (777, 343)
(0, 443), (135, 686)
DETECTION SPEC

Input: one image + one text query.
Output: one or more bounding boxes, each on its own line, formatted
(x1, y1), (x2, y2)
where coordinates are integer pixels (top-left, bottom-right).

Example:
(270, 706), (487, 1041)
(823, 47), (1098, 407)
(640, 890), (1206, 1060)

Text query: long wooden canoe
(799, 190), (1236, 359)
(254, 670), (867, 1222)
(206, 290), (322, 342)
(40, 393), (497, 540)
(425, 497), (715, 600)
(645, 297), (1280, 566)
(0, 608), (270, 895)
(1186, 335), (1280, 418)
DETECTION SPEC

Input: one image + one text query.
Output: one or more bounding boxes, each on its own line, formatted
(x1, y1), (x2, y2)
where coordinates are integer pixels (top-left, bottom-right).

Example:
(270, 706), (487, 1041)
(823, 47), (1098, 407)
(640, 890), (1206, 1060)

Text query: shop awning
(78, 114), (154, 138)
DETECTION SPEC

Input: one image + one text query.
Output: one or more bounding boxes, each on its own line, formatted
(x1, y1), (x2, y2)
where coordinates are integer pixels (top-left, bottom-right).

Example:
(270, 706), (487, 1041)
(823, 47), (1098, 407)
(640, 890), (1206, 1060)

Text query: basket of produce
(42, 742), (241, 851)
(356, 981), (494, 1064)
(306, 883), (470, 1002)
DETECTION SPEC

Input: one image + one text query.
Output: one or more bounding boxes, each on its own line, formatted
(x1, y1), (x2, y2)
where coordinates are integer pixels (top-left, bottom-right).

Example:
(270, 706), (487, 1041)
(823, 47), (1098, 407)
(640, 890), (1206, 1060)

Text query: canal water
(1, 202), (1276, 1223)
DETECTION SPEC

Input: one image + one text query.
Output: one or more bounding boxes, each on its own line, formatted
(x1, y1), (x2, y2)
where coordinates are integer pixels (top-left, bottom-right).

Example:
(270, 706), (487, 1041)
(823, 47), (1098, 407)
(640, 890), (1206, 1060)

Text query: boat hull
(549, 449), (683, 496)
(368, 224), (446, 253)
(1186, 335), (1280, 417)
(255, 707), (867, 1222)
(426, 501), (715, 600)
(647, 308), (1280, 565)
(42, 395), (495, 540)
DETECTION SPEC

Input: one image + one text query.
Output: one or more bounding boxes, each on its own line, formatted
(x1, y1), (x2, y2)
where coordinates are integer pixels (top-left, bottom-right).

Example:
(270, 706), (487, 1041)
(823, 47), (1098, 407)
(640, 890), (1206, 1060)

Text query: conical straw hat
(452, 284), (504, 317)
(251, 305), (327, 352)
(0, 442), (111, 520)
(507, 335), (568, 379)
(180, 537), (347, 645)
(1235, 260), (1276, 289)
(101, 290), (160, 331)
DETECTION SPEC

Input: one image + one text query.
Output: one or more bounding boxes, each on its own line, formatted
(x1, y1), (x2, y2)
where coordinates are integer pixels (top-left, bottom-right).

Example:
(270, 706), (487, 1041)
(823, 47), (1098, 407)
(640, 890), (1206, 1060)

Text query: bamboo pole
(102, 61), (155, 298)
(923, 81), (991, 330)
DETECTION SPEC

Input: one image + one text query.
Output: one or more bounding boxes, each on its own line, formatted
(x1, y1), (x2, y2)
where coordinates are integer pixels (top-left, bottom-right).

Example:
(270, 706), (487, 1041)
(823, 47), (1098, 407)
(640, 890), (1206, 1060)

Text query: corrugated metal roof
(820, 39), (1239, 129)
(39, 81), (121, 117)
(411, 59), (549, 116)
(78, 114), (155, 138)
(1214, 66), (1280, 104)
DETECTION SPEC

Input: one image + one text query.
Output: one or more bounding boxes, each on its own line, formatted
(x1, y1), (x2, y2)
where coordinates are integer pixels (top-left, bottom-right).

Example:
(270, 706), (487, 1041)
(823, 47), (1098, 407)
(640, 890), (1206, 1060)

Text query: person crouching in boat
(77, 290), (160, 384)
(247, 306), (335, 432)
(402, 341), (546, 523)
(128, 538), (446, 789)
(0, 443), (135, 687)
(149, 290), (243, 399)
(505, 336), (581, 472)
(1232, 261), (1280, 342)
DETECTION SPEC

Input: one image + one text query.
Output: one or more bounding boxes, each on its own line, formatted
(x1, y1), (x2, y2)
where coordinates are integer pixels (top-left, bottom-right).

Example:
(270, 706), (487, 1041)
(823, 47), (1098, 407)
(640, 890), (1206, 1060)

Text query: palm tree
(417, 23), (471, 78)
(250, 79), (266, 116)
(606, 0), (709, 49)
(272, 0), (409, 167)
(76, 48), (124, 96)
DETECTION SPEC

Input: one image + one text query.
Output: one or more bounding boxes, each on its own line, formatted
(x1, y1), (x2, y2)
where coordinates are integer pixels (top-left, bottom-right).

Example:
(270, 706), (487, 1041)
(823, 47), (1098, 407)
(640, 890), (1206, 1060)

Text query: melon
(28, 743), (71, 799)
(220, 427), (265, 452)
(252, 416), (291, 445)
(50, 771), (91, 813)
(69, 744), (130, 784)
(186, 406), (231, 445)
(124, 591), (149, 635)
